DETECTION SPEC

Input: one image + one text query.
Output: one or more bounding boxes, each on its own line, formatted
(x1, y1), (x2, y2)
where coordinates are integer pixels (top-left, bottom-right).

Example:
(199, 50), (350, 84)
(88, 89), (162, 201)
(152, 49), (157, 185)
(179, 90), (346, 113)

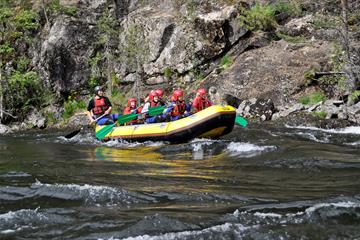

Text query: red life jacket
(150, 100), (160, 107)
(171, 100), (186, 117)
(193, 97), (212, 112)
(93, 97), (109, 115)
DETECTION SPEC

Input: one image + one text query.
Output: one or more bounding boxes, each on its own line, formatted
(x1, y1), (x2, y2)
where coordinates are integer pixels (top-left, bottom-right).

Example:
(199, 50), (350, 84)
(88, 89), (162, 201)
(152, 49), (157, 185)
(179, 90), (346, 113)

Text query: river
(0, 124), (360, 239)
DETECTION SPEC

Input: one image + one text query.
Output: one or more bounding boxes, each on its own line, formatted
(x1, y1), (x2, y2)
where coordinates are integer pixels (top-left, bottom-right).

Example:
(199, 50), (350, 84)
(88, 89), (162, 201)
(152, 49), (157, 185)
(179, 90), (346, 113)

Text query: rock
(0, 124), (11, 134)
(347, 102), (360, 124)
(207, 38), (332, 108)
(223, 94), (242, 108)
(279, 15), (315, 37)
(25, 109), (46, 129)
(272, 103), (304, 120)
(237, 98), (274, 120)
(145, 76), (167, 85)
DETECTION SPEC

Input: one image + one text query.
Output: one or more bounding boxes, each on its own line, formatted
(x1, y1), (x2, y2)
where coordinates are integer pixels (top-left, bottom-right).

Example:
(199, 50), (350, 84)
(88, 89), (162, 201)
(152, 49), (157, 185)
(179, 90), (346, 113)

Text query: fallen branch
(0, 109), (18, 119)
(314, 71), (346, 78)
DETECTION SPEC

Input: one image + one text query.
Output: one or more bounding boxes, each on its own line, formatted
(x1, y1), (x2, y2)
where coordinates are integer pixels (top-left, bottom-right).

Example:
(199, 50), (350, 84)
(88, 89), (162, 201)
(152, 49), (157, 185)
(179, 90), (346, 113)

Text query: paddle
(117, 105), (166, 125)
(96, 106), (167, 140)
(64, 113), (107, 139)
(235, 115), (248, 127)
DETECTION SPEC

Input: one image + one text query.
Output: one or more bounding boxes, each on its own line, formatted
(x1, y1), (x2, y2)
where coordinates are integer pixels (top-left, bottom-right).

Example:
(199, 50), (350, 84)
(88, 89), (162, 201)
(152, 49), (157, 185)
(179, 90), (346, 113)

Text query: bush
(272, 1), (302, 17)
(62, 99), (86, 119)
(238, 3), (277, 31)
(299, 92), (326, 105)
(164, 67), (174, 78)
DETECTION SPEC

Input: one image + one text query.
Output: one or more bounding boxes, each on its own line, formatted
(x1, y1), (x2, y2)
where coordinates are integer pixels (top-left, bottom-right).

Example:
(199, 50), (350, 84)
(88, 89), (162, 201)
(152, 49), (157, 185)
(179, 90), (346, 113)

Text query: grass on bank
(299, 92), (326, 105)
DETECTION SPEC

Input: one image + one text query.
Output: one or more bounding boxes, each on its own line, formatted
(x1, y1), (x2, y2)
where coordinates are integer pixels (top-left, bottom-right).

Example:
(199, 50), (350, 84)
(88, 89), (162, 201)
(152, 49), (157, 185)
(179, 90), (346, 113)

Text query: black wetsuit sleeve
(87, 99), (95, 111)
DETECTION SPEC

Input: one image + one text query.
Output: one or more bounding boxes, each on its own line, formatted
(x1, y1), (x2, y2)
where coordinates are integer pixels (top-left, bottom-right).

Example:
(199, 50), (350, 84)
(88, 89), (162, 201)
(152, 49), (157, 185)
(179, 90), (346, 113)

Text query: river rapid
(0, 123), (360, 239)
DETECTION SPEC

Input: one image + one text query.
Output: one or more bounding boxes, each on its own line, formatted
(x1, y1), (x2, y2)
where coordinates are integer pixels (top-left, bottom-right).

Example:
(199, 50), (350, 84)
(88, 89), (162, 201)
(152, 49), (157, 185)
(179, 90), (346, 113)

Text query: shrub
(62, 99), (86, 119)
(164, 67), (174, 78)
(272, 1), (302, 17)
(238, 3), (277, 31)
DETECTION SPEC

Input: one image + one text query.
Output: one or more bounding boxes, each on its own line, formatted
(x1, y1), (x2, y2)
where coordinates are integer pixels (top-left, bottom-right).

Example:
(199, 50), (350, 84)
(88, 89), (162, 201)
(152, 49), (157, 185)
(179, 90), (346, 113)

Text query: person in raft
(123, 98), (140, 125)
(155, 89), (167, 106)
(163, 89), (191, 121)
(192, 88), (212, 113)
(141, 91), (164, 123)
(87, 86), (118, 125)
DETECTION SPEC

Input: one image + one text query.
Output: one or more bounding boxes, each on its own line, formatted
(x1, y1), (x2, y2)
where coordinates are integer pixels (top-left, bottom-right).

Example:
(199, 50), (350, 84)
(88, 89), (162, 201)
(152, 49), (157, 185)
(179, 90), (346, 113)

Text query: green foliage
(4, 71), (44, 116)
(62, 99), (86, 119)
(272, 1), (302, 17)
(299, 92), (326, 105)
(220, 54), (233, 69)
(164, 67), (175, 78)
(311, 111), (327, 119)
(304, 68), (316, 80)
(109, 89), (126, 109)
(47, 0), (78, 16)
(312, 15), (340, 30)
(276, 32), (306, 43)
(348, 90), (360, 105)
(0, 7), (13, 23)
(16, 56), (30, 72)
(238, 3), (277, 31)
(89, 52), (105, 67)
(13, 9), (39, 31)
(96, 9), (117, 45)
(316, 43), (347, 92)
(121, 24), (150, 68)
(0, 43), (14, 57)
(88, 76), (100, 90)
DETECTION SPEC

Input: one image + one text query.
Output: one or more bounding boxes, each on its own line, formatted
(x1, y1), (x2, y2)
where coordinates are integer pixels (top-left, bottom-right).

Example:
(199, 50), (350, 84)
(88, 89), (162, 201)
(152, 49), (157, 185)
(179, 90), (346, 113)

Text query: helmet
(127, 98), (137, 107)
(172, 89), (184, 101)
(155, 89), (163, 97)
(149, 91), (158, 101)
(197, 88), (207, 98)
(94, 86), (103, 94)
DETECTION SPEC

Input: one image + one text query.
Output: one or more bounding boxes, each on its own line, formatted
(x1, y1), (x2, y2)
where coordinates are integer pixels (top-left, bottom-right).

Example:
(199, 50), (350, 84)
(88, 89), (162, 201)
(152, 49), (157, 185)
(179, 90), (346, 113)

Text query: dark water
(0, 124), (360, 239)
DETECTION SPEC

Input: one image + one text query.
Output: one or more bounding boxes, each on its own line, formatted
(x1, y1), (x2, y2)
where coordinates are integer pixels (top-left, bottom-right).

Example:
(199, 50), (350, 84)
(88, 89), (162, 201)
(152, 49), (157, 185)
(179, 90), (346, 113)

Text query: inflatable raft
(95, 105), (236, 143)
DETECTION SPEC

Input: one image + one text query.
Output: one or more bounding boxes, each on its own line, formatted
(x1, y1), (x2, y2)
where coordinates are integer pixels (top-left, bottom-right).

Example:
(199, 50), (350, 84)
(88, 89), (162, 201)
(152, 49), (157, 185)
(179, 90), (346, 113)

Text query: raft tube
(95, 105), (236, 143)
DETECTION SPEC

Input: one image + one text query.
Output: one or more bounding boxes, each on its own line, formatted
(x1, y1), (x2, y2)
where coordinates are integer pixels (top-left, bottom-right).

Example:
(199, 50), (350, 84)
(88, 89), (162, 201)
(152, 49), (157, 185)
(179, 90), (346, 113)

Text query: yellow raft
(95, 105), (236, 143)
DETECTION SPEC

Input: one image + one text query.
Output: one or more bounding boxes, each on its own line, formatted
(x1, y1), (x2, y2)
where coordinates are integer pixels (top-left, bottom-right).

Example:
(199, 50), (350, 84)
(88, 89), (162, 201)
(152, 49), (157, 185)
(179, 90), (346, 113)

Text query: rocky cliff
(0, 0), (359, 130)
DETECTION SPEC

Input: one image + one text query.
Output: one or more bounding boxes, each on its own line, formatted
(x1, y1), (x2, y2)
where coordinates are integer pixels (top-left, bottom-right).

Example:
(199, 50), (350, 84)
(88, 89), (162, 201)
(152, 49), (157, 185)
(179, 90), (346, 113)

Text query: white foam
(1, 229), (15, 234)
(226, 142), (276, 157)
(286, 125), (360, 135)
(121, 223), (253, 240)
(254, 212), (282, 218)
(305, 201), (360, 215)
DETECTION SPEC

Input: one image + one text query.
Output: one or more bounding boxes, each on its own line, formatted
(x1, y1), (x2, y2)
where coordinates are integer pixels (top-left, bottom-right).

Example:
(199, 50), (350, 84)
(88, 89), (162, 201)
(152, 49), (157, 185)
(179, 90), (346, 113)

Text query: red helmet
(172, 89), (184, 101)
(155, 89), (163, 97)
(197, 88), (207, 98)
(149, 91), (158, 101)
(127, 98), (137, 107)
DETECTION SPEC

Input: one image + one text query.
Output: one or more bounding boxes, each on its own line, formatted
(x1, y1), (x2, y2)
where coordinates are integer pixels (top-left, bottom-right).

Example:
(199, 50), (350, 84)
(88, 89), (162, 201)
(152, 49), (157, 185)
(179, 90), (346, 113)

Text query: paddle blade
(235, 116), (248, 127)
(148, 106), (166, 116)
(64, 128), (81, 139)
(117, 114), (138, 125)
(95, 124), (115, 140)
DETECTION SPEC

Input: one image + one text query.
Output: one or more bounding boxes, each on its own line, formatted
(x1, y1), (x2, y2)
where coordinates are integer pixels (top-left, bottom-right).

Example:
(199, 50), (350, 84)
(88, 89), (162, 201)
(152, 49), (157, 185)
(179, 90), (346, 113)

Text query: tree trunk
(341, 0), (350, 61)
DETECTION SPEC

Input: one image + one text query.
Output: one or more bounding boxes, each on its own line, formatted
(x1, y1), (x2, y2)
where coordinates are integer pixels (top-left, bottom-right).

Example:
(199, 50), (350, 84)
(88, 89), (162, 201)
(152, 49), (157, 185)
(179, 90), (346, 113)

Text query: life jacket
(193, 96), (212, 112)
(123, 106), (137, 115)
(150, 100), (161, 107)
(171, 100), (186, 117)
(93, 97), (109, 115)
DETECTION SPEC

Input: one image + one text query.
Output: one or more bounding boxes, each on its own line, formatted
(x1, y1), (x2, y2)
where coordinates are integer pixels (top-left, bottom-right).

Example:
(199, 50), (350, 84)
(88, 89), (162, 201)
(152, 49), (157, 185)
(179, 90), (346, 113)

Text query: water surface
(0, 124), (360, 239)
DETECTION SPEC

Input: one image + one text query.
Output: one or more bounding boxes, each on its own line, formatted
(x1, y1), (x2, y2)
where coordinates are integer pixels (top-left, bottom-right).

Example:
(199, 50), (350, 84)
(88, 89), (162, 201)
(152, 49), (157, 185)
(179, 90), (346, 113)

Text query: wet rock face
(34, 16), (98, 97)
